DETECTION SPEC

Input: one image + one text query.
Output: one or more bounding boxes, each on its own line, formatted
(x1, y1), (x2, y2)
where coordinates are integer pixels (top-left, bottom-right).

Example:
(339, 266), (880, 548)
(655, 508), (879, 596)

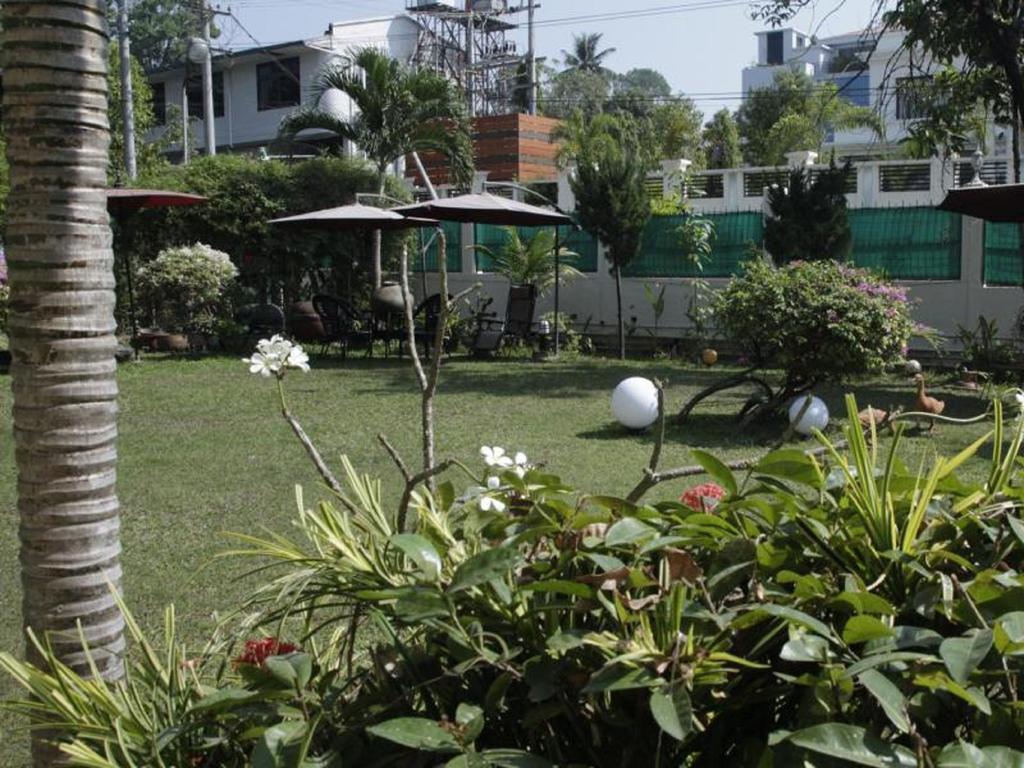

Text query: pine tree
(764, 160), (853, 264)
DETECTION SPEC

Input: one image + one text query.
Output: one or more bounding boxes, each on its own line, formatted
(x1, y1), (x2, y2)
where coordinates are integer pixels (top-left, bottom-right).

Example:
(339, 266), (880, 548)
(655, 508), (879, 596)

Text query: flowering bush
(679, 481), (724, 512)
(715, 259), (917, 389)
(136, 242), (237, 334)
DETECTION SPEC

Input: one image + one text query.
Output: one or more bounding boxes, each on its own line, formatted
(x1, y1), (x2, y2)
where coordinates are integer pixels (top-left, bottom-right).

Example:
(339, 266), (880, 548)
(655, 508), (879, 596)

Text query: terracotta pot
(154, 333), (188, 352)
(701, 348), (719, 366)
(287, 301), (325, 343)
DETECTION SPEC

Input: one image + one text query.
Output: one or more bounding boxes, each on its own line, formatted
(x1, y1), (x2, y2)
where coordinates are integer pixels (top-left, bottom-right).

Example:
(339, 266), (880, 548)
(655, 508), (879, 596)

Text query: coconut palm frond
(278, 106), (357, 142)
(475, 227), (582, 294)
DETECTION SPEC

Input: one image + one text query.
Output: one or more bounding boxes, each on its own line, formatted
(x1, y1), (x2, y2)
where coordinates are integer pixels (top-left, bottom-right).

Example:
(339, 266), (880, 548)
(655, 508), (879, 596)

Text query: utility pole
(527, 0), (536, 115)
(465, 0), (475, 117)
(200, 3), (216, 155)
(117, 0), (138, 179)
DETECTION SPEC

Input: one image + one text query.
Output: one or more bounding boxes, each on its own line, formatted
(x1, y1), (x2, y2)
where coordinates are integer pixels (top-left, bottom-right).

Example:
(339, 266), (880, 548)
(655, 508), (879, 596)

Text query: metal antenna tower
(406, 0), (523, 116)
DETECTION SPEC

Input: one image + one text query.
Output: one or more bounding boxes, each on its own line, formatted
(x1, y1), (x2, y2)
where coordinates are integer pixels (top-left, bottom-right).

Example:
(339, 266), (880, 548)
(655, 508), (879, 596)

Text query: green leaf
(449, 548), (520, 594)
(689, 449), (737, 496)
(263, 653), (312, 690)
(843, 616), (895, 645)
(995, 611), (1024, 653)
(830, 592), (896, 616)
(366, 717), (462, 753)
(456, 703), (485, 743)
(446, 755), (487, 768)
(754, 448), (823, 487)
(940, 629), (993, 684)
(1007, 516), (1024, 548)
(937, 742), (1024, 768)
(394, 589), (449, 622)
(782, 723), (917, 767)
(190, 687), (262, 714)
(780, 633), (830, 662)
(252, 720), (306, 768)
(547, 629), (589, 652)
(521, 580), (594, 599)
(604, 517), (657, 547)
(391, 534), (443, 582)
(757, 603), (838, 642)
(857, 670), (910, 734)
(480, 749), (555, 768)
(582, 665), (659, 693)
(649, 685), (692, 742)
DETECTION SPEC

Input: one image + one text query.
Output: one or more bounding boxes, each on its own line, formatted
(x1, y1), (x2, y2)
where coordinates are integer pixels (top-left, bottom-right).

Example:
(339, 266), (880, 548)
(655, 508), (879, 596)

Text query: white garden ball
(611, 377), (659, 430)
(788, 395), (829, 436)
(905, 359), (922, 376)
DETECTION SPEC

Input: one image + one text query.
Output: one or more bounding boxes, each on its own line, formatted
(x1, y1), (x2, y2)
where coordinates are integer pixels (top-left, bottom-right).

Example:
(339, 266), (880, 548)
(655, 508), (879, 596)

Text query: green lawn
(0, 353), (997, 763)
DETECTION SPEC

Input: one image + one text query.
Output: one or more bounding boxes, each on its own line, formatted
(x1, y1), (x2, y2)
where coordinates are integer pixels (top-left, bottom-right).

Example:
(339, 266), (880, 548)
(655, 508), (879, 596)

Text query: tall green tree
(737, 69), (880, 165)
(753, 0), (1024, 180)
(110, 0), (201, 72)
(3, 2), (126, 766)
(764, 162), (853, 264)
(542, 68), (610, 120)
(561, 32), (616, 75)
(279, 48), (472, 289)
(108, 42), (166, 183)
(645, 100), (704, 167)
(570, 117), (651, 359)
(702, 108), (742, 169)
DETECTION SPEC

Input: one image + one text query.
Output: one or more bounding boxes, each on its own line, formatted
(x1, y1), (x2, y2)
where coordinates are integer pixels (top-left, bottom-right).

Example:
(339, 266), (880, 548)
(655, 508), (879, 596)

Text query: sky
(216, 0), (885, 120)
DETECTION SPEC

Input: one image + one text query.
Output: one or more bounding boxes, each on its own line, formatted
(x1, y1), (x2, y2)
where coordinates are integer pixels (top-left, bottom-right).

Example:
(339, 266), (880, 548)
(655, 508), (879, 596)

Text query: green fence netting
(848, 207), (961, 280)
(472, 222), (599, 273)
(983, 221), (1024, 286)
(622, 212), (764, 278)
(411, 221), (463, 273)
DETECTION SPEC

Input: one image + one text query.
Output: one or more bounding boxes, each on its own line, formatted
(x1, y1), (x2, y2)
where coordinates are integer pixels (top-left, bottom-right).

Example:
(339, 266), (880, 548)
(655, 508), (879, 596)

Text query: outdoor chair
(410, 293), (456, 358)
(472, 284), (544, 357)
(312, 294), (371, 360)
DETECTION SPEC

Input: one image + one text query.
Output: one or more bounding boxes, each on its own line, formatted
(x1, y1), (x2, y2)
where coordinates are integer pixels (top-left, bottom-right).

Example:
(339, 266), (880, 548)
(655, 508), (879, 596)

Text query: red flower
(680, 482), (725, 512)
(234, 637), (298, 667)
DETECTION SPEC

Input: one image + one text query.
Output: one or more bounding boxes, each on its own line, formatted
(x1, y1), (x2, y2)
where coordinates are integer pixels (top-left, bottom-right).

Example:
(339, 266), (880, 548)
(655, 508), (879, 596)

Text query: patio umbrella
(937, 183), (1024, 222)
(394, 193), (575, 354)
(107, 188), (209, 342)
(268, 203), (438, 231)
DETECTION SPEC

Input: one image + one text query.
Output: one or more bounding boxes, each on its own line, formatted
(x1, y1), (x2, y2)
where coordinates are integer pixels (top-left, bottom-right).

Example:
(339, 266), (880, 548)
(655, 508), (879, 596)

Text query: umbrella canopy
(269, 203), (438, 231)
(394, 192), (573, 226)
(937, 183), (1024, 223)
(107, 188), (208, 212)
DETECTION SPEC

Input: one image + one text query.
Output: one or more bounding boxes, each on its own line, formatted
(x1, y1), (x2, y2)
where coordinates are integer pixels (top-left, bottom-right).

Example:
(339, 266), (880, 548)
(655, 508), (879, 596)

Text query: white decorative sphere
(318, 88), (348, 117)
(905, 359), (922, 375)
(788, 395), (829, 436)
(611, 377), (659, 430)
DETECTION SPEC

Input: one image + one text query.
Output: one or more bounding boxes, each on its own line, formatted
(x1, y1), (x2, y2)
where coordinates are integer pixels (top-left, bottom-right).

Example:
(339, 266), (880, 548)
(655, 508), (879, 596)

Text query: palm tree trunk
(4, 3), (125, 762)
(613, 261), (625, 360)
(372, 168), (386, 289)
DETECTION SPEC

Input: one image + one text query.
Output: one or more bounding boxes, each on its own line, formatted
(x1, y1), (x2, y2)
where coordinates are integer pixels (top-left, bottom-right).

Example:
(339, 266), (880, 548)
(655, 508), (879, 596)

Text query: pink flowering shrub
(715, 259), (917, 385)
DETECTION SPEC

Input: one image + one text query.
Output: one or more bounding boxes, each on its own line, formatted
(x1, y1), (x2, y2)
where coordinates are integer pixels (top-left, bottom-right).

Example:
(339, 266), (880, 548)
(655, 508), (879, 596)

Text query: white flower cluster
(477, 446), (531, 513)
(244, 335), (310, 378)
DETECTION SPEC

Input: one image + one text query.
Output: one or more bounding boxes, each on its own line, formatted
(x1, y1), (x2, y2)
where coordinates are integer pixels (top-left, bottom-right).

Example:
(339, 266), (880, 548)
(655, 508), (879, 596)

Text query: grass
(0, 351), (999, 764)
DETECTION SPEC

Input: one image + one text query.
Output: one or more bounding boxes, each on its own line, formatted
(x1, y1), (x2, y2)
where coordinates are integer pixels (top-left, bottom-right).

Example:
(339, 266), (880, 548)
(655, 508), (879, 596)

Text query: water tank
(407, 0), (458, 10)
(472, 0), (507, 12)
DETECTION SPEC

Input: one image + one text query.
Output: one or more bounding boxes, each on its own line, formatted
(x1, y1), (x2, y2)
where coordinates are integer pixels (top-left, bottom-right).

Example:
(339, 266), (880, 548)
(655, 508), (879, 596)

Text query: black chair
(312, 294), (370, 359)
(411, 293), (455, 357)
(473, 284), (542, 356)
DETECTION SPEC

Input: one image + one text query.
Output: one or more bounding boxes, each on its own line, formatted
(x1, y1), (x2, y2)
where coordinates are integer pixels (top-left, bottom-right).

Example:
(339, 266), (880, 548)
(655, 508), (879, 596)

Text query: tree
(764, 162), (853, 264)
(542, 68), (610, 120)
(471, 227), (581, 294)
(645, 100), (705, 167)
(562, 32), (616, 75)
(108, 43), (166, 183)
(3, 2), (125, 765)
(570, 118), (651, 360)
(279, 48), (472, 289)
(611, 67), (672, 108)
(702, 108), (742, 168)
(737, 69), (880, 165)
(752, 0), (1024, 181)
(110, 0), (201, 72)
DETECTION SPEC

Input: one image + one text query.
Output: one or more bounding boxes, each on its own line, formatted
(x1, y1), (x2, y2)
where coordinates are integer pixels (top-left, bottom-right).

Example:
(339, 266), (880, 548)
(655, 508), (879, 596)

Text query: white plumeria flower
(512, 451), (529, 479)
(285, 345), (310, 373)
(1014, 390), (1024, 410)
(480, 446), (513, 468)
(245, 351), (280, 378)
(479, 495), (506, 513)
(487, 476), (501, 490)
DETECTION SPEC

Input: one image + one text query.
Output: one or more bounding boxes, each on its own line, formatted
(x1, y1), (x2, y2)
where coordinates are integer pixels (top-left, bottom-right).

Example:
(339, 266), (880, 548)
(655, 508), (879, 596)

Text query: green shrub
(136, 242), (237, 334)
(763, 162), (853, 264)
(715, 259), (915, 390)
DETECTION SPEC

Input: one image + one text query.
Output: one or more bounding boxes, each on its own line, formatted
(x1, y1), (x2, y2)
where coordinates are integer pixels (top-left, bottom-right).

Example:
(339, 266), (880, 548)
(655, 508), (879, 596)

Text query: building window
(151, 81), (166, 125)
(185, 71), (224, 119)
(766, 31), (784, 65)
(895, 76), (931, 120)
(257, 57), (301, 111)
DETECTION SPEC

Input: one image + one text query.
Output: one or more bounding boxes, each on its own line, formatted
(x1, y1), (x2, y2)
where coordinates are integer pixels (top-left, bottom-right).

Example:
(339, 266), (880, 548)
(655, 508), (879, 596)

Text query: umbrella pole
(120, 212), (140, 350)
(554, 226), (560, 358)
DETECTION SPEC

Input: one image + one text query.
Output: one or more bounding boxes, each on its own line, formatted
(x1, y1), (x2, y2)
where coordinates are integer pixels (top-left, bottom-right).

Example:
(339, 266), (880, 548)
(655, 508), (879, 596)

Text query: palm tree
(279, 48), (473, 289)
(3, 0), (126, 762)
(472, 227), (581, 294)
(562, 32), (616, 75)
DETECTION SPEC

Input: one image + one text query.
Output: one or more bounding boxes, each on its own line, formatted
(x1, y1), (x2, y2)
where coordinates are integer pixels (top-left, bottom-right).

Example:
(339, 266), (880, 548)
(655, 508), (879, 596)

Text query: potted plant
(472, 226), (581, 296)
(136, 243), (237, 352)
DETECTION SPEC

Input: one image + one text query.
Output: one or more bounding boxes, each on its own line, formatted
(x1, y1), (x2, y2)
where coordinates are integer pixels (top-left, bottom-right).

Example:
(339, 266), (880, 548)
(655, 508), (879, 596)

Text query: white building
(148, 15), (421, 156)
(741, 27), (1010, 160)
